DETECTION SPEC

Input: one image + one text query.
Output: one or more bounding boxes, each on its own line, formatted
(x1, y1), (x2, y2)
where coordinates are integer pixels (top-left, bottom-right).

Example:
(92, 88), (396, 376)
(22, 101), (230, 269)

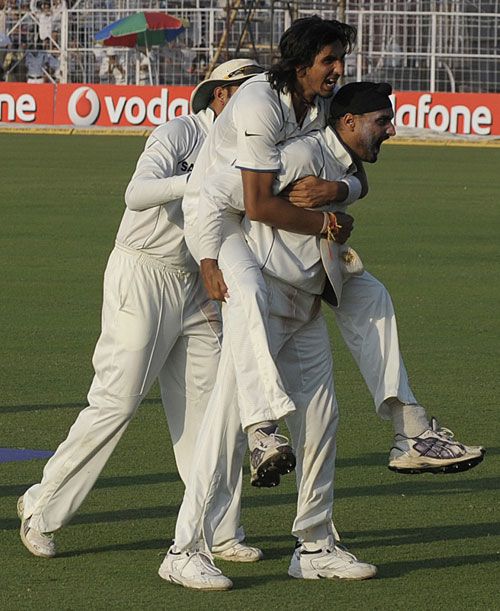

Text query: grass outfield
(0, 133), (498, 610)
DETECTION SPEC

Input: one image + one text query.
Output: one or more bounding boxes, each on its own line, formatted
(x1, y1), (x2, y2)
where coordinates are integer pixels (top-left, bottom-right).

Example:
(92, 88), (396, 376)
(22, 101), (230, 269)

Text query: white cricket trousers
(23, 244), (244, 551)
(185, 214), (295, 430)
(174, 275), (339, 552)
(334, 271), (417, 418)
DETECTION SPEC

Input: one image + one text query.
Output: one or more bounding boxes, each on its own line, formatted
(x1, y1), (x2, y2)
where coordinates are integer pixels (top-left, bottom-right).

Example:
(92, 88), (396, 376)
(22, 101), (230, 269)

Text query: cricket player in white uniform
(17, 59), (266, 563)
(159, 81), (484, 590)
(159, 82), (398, 591)
(183, 17), (363, 487)
(186, 17), (484, 486)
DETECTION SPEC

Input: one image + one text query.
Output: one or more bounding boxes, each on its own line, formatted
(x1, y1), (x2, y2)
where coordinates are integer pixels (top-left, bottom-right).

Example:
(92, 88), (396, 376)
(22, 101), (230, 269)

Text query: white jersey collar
(196, 106), (216, 132)
(279, 88), (326, 129)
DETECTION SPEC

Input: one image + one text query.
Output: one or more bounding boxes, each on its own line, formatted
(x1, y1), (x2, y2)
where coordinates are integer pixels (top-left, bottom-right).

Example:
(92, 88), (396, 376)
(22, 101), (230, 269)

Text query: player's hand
(200, 258), (229, 301)
(282, 176), (346, 208)
(328, 211), (354, 244)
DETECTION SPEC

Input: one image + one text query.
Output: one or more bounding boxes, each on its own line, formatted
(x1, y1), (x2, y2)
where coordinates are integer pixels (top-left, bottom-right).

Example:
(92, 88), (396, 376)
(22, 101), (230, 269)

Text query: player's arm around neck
(242, 170), (325, 235)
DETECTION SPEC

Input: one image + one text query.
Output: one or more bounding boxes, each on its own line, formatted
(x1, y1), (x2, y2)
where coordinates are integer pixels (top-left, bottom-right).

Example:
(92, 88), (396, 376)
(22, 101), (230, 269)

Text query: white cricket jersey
(182, 74), (331, 261)
(246, 127), (357, 294)
(116, 107), (214, 271)
(217, 127), (357, 295)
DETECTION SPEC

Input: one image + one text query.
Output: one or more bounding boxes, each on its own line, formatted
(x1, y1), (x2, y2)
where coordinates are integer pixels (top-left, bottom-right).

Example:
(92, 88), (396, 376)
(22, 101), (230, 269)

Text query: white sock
(387, 398), (429, 437)
(300, 524), (334, 552)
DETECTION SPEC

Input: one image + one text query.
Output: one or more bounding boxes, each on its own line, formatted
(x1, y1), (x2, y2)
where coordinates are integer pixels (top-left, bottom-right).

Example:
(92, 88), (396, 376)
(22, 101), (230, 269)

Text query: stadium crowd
(0, 0), (211, 84)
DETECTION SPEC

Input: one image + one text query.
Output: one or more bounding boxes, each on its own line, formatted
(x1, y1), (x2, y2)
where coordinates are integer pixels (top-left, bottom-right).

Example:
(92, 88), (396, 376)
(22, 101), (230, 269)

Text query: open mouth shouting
(324, 76), (339, 92)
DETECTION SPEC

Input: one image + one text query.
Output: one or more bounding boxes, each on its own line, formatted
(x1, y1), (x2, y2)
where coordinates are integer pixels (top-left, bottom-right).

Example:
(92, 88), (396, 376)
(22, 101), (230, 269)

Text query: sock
(300, 524), (335, 552)
(246, 421), (278, 451)
(387, 398), (430, 437)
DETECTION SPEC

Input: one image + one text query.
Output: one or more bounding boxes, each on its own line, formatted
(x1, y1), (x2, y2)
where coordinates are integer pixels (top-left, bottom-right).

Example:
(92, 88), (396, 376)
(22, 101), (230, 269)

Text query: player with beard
(182, 16), (363, 488)
(159, 81), (484, 591)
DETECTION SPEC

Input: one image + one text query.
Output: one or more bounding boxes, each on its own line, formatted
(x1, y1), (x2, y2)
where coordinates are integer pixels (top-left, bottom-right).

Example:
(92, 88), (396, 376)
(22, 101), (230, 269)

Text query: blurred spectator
(0, 1), (10, 78)
(30, 0), (66, 48)
(179, 38), (196, 73)
(3, 42), (26, 81)
(98, 47), (125, 84)
(4, 0), (19, 18)
(25, 41), (60, 82)
(51, 0), (66, 34)
(0, 1), (6, 40)
(187, 48), (208, 76)
(138, 50), (152, 85)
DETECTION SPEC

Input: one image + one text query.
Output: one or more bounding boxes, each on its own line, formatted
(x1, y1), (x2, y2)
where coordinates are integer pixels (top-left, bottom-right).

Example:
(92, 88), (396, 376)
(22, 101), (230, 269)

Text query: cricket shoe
(158, 547), (233, 591)
(249, 425), (296, 488)
(288, 541), (377, 580)
(17, 496), (56, 558)
(388, 417), (485, 474)
(213, 542), (263, 563)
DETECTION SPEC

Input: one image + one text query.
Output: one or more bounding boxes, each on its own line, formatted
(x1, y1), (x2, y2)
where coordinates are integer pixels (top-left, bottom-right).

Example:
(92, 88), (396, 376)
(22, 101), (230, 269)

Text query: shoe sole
(213, 550), (264, 563)
(251, 446), (296, 488)
(388, 450), (485, 475)
(212, 554), (262, 563)
(158, 569), (232, 591)
(288, 568), (377, 580)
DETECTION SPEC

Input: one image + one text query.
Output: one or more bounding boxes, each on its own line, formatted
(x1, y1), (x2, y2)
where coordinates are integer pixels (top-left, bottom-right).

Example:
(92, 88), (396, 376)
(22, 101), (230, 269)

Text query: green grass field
(0, 133), (498, 610)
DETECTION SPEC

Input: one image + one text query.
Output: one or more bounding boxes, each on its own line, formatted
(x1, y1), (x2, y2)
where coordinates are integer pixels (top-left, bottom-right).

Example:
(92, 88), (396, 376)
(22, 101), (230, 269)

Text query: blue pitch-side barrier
(0, 448), (54, 463)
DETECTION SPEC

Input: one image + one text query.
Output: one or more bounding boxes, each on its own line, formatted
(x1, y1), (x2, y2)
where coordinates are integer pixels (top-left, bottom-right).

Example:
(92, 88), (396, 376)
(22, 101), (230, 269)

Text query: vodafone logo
(68, 86), (101, 126)
(65, 86), (189, 127)
(391, 93), (493, 135)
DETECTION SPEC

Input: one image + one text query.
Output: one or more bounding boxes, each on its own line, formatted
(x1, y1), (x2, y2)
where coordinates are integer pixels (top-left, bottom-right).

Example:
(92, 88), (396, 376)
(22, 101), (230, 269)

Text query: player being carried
(182, 15), (484, 493)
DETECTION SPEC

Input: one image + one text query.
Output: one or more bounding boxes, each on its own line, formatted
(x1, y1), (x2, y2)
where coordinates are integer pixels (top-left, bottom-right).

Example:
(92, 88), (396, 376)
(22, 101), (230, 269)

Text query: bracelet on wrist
(325, 212), (342, 242)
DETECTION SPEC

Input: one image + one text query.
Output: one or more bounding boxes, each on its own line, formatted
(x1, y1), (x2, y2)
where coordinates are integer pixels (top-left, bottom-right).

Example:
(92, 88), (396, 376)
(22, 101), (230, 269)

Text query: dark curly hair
(268, 16), (357, 94)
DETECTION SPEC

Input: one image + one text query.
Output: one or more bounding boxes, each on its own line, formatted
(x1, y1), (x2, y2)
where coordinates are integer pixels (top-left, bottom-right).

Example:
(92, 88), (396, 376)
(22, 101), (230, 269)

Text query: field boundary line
(1, 124), (500, 147)
(388, 138), (500, 148)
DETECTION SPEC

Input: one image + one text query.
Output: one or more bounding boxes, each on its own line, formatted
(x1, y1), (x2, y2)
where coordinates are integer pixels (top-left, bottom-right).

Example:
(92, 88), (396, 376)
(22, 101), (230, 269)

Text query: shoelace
(330, 544), (358, 563)
(257, 431), (290, 449)
(433, 423), (455, 440)
(191, 551), (223, 575)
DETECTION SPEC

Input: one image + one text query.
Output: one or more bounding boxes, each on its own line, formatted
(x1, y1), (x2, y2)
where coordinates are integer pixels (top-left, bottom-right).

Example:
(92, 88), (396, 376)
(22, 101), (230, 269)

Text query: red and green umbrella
(95, 12), (188, 48)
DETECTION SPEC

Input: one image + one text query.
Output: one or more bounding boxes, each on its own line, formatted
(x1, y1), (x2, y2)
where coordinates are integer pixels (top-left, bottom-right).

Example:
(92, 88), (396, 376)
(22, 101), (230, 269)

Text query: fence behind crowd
(0, 1), (498, 136)
(1, 1), (498, 91)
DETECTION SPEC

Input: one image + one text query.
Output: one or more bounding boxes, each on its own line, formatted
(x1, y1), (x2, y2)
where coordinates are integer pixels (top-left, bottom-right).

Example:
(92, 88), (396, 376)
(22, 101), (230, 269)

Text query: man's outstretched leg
(334, 271), (484, 474)
(158, 328), (247, 591)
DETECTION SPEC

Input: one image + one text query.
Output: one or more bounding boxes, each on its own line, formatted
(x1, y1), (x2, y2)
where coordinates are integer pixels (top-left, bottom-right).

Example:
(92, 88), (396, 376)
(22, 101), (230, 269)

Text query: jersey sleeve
(274, 135), (324, 193)
(197, 167), (243, 260)
(124, 118), (192, 211)
(233, 85), (282, 172)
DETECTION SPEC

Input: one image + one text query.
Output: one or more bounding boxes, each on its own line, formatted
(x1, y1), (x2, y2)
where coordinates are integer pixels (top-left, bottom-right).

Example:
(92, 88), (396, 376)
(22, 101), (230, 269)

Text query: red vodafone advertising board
(1, 83), (499, 135)
(0, 83), (193, 128)
(55, 84), (193, 127)
(392, 91), (499, 136)
(0, 82), (55, 125)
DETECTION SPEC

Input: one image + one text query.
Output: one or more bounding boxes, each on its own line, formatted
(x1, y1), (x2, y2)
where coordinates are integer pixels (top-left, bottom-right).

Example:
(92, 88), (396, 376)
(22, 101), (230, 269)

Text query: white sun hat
(190, 58), (265, 113)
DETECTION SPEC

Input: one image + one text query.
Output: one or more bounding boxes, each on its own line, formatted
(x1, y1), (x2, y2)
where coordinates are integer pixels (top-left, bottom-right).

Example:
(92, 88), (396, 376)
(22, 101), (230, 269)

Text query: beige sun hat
(190, 58), (265, 113)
